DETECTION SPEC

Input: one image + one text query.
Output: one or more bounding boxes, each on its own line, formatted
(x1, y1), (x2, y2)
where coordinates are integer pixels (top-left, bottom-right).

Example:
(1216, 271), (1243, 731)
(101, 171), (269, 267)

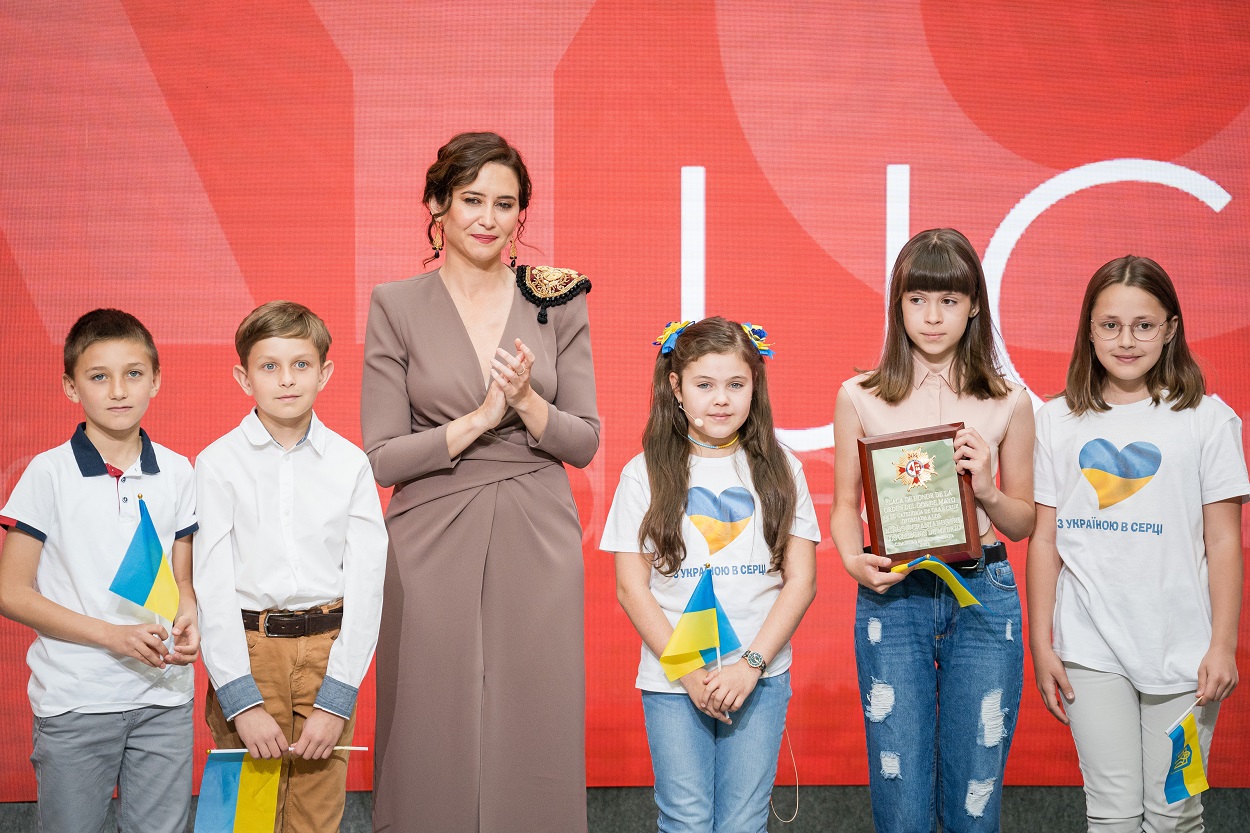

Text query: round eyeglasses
(1090, 319), (1168, 342)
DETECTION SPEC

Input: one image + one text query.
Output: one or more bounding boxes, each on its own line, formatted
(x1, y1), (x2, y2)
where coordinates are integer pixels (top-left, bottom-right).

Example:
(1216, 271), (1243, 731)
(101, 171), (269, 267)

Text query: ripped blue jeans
(854, 558), (1023, 833)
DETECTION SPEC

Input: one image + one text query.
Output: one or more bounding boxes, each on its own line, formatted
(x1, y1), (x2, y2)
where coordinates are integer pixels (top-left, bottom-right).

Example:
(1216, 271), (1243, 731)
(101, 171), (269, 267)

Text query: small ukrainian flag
(659, 567), (742, 681)
(1164, 708), (1209, 803)
(194, 751), (281, 832)
(108, 497), (179, 622)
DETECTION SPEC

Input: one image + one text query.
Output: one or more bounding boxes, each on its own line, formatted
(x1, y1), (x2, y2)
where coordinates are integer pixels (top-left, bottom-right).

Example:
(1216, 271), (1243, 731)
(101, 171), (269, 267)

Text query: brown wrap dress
(362, 267), (598, 833)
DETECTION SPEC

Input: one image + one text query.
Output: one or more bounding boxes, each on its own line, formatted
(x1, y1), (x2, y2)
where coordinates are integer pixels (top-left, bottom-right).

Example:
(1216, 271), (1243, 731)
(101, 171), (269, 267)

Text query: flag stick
(1166, 698), (1201, 736)
(207, 746), (368, 754)
(707, 563), (722, 675)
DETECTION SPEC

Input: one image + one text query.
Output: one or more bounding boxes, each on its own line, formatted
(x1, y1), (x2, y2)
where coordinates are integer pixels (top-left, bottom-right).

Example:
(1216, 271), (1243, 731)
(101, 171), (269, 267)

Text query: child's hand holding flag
(165, 614), (199, 666)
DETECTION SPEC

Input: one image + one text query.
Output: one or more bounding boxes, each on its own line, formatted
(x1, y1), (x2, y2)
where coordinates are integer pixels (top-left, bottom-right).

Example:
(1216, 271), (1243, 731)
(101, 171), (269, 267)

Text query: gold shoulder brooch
(516, 265), (592, 324)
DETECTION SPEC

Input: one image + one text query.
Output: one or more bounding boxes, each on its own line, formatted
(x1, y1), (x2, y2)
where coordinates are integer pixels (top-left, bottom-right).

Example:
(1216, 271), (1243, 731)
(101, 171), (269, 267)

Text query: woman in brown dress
(362, 132), (599, 832)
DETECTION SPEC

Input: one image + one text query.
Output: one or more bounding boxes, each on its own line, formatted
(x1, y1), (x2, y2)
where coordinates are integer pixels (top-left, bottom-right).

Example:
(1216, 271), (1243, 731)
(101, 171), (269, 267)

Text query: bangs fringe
(899, 248), (978, 297)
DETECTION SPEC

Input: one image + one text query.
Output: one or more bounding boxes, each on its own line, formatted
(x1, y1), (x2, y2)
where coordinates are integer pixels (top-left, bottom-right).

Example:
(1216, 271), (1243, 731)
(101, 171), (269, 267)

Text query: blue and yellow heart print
(1078, 439), (1162, 510)
(686, 486), (755, 554)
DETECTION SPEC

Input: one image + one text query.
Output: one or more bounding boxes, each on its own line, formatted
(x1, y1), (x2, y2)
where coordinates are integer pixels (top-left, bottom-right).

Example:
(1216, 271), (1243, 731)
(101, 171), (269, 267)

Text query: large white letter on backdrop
(680, 161), (1231, 451)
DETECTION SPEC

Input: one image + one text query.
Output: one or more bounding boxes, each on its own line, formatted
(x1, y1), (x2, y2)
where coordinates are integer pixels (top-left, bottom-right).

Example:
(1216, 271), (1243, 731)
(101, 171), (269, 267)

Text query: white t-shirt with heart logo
(600, 448), (821, 693)
(1035, 394), (1250, 694)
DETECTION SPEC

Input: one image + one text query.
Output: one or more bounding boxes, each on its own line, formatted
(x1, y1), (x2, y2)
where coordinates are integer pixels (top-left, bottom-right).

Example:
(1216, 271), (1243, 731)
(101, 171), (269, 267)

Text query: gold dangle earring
(431, 222), (444, 260)
(509, 237), (518, 268)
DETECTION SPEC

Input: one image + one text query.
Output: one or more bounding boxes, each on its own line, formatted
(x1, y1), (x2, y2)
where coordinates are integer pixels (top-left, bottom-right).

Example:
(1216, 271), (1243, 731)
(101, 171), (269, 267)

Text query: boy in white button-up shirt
(0, 309), (199, 833)
(194, 301), (387, 833)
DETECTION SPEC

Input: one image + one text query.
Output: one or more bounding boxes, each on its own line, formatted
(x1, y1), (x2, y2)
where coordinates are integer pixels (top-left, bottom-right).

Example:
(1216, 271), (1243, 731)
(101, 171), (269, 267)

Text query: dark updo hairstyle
(423, 132), (532, 264)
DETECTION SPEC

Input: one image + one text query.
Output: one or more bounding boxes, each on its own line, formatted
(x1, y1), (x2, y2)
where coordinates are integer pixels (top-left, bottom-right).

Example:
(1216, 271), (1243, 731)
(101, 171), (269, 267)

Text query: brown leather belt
(241, 604), (343, 638)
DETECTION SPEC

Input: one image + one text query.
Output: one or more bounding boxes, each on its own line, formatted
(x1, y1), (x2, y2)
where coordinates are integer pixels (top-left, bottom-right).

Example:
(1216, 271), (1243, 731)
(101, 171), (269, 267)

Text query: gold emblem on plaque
(893, 447), (936, 492)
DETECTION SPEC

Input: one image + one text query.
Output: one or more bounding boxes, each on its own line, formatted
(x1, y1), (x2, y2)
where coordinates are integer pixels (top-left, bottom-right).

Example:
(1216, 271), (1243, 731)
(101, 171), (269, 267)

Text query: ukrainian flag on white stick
(1164, 704), (1209, 803)
(108, 497), (179, 621)
(659, 567), (741, 681)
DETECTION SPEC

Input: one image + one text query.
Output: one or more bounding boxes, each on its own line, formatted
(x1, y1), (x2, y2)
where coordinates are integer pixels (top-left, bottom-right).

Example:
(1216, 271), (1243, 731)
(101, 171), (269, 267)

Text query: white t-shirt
(0, 426), (197, 717)
(1034, 395), (1250, 694)
(600, 448), (821, 693)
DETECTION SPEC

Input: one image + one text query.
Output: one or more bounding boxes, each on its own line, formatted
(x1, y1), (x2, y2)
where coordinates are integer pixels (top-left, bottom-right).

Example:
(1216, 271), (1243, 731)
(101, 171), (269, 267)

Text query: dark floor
(589, 786), (1249, 832)
(0, 786), (1245, 831)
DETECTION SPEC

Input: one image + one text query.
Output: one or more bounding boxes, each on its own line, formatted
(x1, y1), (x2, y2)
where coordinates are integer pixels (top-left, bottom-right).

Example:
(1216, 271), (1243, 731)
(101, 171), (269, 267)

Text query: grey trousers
(31, 701), (193, 833)
(1064, 664), (1218, 833)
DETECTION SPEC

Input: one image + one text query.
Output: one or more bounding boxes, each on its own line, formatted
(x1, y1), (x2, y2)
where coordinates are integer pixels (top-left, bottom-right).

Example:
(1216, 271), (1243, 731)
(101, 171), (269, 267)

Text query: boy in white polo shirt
(194, 300), (387, 833)
(0, 308), (199, 833)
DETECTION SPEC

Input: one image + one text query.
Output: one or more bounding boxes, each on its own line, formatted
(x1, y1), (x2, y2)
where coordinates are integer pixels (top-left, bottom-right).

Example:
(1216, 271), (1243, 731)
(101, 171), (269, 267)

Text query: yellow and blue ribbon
(890, 555), (982, 607)
(653, 320), (776, 357)
(740, 323), (775, 357)
(654, 320), (695, 354)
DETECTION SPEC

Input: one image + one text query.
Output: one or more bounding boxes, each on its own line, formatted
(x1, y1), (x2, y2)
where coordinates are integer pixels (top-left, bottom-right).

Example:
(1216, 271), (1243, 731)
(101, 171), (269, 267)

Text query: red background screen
(2, 1), (1250, 797)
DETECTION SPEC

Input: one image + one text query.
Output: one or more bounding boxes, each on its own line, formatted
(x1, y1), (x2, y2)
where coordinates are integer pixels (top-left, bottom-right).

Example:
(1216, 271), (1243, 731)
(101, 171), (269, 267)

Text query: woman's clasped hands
(474, 338), (536, 430)
(490, 338), (537, 406)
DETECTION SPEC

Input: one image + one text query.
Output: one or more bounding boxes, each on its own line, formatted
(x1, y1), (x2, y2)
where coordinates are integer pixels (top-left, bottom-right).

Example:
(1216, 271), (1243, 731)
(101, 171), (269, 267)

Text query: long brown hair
(639, 317), (797, 576)
(860, 228), (1009, 403)
(1065, 255), (1204, 415)
(422, 132), (532, 265)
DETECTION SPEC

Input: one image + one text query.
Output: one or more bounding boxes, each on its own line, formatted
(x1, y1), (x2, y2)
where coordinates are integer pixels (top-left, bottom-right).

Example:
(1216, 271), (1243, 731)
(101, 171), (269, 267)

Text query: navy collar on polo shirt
(69, 423), (160, 477)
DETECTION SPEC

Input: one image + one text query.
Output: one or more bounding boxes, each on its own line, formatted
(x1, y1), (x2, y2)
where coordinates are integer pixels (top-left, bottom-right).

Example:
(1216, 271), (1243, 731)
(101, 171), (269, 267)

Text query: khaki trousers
(206, 626), (357, 833)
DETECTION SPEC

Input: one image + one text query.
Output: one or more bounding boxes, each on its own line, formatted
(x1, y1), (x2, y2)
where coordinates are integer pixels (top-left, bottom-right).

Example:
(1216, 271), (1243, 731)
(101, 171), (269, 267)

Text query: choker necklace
(687, 434), (740, 450)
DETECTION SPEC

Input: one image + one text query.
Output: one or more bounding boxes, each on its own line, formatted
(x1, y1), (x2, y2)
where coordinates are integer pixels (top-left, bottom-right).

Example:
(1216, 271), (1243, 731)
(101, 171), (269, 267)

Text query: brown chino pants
(206, 625), (357, 833)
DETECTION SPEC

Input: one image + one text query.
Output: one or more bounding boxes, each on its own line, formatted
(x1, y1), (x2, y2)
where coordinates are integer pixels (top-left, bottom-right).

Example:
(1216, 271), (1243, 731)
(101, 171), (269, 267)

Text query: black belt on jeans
(950, 541), (1008, 571)
(866, 542), (1007, 571)
(241, 605), (343, 638)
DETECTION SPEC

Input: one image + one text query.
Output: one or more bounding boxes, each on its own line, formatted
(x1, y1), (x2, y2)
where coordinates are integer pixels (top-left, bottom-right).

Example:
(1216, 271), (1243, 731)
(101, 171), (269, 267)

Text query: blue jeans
(641, 671), (790, 833)
(855, 559), (1023, 833)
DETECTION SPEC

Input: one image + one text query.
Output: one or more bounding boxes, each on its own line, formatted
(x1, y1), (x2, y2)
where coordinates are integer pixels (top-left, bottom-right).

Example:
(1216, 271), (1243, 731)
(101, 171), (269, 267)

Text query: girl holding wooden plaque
(830, 228), (1035, 832)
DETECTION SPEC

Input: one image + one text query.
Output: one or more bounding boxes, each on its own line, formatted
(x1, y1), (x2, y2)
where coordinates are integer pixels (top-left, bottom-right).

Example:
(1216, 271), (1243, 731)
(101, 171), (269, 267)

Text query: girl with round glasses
(1090, 317), (1168, 342)
(1029, 255), (1248, 830)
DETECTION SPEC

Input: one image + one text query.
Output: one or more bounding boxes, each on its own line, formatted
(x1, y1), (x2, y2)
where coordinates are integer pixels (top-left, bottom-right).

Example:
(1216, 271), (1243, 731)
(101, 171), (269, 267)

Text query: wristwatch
(741, 650), (767, 674)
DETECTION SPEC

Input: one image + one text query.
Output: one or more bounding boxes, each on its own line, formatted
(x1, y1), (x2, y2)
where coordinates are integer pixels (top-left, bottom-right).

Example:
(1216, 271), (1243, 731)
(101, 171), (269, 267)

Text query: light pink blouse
(842, 358), (1024, 536)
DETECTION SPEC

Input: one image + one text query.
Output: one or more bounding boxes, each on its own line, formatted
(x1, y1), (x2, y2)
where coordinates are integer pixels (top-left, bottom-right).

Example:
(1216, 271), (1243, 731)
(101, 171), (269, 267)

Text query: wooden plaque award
(857, 423), (980, 566)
